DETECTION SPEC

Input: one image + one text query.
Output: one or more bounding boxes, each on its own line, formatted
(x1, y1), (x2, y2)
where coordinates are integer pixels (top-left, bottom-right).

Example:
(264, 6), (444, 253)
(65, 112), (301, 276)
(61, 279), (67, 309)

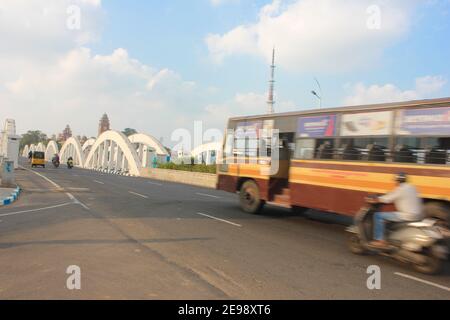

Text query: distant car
(31, 151), (45, 168)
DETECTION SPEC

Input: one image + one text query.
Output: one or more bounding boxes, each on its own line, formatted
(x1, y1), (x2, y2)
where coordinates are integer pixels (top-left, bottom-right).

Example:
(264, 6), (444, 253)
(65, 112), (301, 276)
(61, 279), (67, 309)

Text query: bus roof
(229, 97), (450, 122)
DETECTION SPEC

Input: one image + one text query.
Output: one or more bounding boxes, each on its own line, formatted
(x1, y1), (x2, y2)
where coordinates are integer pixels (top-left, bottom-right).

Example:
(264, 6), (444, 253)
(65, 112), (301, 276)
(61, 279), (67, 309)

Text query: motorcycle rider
(52, 153), (60, 164)
(370, 172), (424, 249)
(67, 156), (74, 168)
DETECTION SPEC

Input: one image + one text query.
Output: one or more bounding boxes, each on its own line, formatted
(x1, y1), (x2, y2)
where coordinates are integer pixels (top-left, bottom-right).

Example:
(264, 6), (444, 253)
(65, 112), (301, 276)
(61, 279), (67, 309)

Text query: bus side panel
(217, 173), (270, 200)
(255, 178), (270, 201)
(217, 174), (237, 193)
(289, 160), (450, 215)
(290, 160), (450, 201)
(290, 183), (373, 216)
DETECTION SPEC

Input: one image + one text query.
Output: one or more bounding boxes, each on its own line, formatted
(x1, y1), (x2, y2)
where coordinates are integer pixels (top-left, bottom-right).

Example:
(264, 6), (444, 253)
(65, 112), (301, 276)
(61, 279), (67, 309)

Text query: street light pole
(311, 78), (323, 109)
(311, 90), (322, 109)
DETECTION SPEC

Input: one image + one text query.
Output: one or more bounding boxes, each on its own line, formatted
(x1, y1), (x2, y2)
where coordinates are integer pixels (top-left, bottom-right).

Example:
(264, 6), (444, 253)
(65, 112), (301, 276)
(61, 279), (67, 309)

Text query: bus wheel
(239, 180), (265, 214)
(424, 202), (450, 228)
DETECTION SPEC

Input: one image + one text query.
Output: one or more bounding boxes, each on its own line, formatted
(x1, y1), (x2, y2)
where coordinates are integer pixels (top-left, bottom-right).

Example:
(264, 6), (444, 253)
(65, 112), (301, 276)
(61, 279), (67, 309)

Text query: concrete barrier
(140, 168), (217, 189)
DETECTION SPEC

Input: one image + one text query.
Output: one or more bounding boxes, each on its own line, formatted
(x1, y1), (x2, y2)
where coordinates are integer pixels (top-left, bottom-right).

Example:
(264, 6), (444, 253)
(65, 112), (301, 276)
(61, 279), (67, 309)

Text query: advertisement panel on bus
(297, 115), (337, 138)
(340, 111), (393, 136)
(396, 107), (450, 136)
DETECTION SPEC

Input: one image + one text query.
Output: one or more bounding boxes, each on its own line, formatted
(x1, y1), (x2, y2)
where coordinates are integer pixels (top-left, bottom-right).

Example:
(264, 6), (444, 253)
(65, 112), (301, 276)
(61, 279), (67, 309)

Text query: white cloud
(0, 0), (221, 144)
(344, 75), (447, 105)
(206, 0), (415, 72)
(0, 0), (102, 61)
(0, 46), (211, 141)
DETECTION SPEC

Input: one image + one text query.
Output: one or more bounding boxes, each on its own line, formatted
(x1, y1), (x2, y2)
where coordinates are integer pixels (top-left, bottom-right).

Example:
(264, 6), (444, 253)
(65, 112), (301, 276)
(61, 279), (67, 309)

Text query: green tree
(20, 130), (48, 151)
(122, 128), (137, 136)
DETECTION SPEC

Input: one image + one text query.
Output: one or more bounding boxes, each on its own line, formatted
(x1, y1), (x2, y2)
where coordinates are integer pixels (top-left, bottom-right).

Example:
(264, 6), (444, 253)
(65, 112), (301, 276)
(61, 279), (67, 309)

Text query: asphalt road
(0, 159), (449, 299)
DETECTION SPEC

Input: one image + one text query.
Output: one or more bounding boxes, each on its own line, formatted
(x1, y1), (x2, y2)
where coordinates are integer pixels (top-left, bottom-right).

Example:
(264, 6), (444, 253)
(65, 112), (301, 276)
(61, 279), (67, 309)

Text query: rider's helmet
(395, 172), (408, 184)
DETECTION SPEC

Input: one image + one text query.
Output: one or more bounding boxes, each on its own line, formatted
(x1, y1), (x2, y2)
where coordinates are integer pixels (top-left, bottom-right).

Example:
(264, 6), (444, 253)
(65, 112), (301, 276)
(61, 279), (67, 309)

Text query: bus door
(269, 132), (294, 201)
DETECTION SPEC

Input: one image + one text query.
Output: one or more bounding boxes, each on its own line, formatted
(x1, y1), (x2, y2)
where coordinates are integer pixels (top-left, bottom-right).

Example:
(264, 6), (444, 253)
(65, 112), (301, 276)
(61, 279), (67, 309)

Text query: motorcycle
(67, 159), (74, 169)
(346, 195), (448, 275)
(52, 158), (60, 168)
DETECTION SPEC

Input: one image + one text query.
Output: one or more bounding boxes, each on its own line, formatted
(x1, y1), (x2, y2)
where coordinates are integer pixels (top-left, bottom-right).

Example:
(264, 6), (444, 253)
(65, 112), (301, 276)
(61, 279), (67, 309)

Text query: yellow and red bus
(217, 97), (450, 224)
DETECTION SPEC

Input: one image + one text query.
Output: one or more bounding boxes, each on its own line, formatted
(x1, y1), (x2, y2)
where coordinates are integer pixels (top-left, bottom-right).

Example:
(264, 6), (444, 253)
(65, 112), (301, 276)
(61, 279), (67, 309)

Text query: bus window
(394, 137), (449, 164)
(340, 138), (388, 161)
(315, 139), (335, 159)
(396, 137), (421, 149)
(234, 136), (246, 158)
(247, 137), (258, 157)
(295, 139), (315, 159)
(424, 137), (449, 164)
(223, 132), (234, 159)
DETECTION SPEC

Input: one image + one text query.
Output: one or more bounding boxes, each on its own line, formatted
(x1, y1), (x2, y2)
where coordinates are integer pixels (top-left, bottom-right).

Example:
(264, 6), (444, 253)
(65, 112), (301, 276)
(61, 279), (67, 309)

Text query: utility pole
(267, 48), (276, 114)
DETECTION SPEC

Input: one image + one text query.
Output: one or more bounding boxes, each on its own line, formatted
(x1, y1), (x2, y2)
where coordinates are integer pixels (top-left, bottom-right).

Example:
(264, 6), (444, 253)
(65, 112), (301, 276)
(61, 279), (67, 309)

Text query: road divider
(140, 168), (216, 189)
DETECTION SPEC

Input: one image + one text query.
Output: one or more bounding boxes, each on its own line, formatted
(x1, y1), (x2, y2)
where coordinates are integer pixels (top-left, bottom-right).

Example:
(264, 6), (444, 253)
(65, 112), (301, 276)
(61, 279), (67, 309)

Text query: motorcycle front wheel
(413, 250), (443, 275)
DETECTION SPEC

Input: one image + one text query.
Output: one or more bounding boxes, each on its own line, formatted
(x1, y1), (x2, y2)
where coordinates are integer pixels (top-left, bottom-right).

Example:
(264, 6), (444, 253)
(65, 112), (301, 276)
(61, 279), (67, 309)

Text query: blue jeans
(374, 212), (402, 241)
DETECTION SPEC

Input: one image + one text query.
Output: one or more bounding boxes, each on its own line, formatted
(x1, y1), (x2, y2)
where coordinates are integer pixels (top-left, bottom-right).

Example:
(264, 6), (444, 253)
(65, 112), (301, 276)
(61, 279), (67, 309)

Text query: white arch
(190, 142), (222, 165)
(128, 133), (168, 156)
(85, 130), (142, 176)
(82, 138), (96, 152)
(30, 144), (37, 152)
(128, 133), (169, 167)
(36, 142), (45, 152)
(60, 137), (85, 166)
(45, 140), (59, 161)
(22, 145), (30, 157)
(82, 138), (96, 158)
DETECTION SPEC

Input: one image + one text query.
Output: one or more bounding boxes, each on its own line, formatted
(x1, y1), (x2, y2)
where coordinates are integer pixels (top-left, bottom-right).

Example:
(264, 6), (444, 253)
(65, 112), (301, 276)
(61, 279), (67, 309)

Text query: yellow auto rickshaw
(31, 151), (46, 168)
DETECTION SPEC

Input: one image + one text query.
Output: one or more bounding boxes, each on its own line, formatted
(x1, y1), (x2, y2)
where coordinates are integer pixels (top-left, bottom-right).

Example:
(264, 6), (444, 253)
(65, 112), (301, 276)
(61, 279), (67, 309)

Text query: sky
(0, 0), (449, 148)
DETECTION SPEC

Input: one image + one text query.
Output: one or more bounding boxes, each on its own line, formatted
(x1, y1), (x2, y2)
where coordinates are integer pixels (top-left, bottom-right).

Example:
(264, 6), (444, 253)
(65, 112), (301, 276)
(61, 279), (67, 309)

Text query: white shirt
(379, 183), (424, 221)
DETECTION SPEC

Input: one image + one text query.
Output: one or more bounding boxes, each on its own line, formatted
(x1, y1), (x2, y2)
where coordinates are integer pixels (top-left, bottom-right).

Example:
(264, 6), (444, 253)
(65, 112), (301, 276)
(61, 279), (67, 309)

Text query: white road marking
(0, 202), (74, 217)
(20, 165), (90, 211)
(196, 212), (242, 227)
(66, 193), (90, 210)
(196, 192), (221, 199)
(147, 181), (163, 186)
(93, 180), (104, 185)
(394, 272), (450, 292)
(21, 166), (61, 189)
(66, 188), (90, 192)
(128, 191), (149, 199)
